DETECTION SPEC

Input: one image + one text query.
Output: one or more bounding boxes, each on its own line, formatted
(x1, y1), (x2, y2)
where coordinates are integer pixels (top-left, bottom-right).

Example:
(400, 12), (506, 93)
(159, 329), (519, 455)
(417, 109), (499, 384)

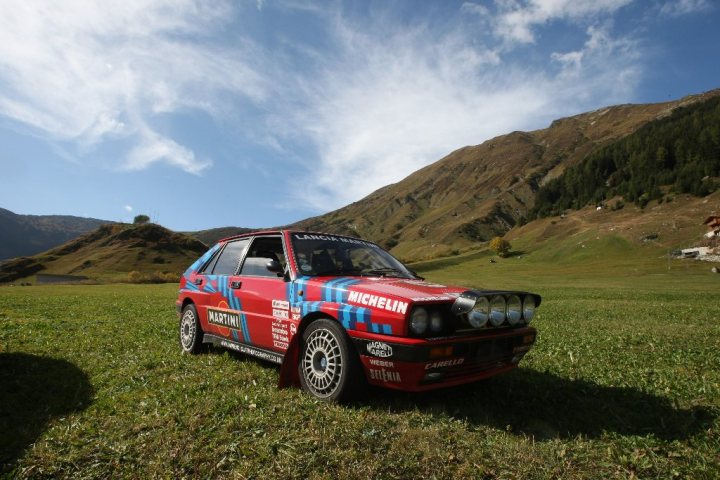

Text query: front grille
(427, 335), (524, 381)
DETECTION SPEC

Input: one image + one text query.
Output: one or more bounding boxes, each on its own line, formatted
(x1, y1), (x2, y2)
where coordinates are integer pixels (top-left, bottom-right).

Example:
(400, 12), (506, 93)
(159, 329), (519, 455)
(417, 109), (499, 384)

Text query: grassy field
(1, 259), (719, 478)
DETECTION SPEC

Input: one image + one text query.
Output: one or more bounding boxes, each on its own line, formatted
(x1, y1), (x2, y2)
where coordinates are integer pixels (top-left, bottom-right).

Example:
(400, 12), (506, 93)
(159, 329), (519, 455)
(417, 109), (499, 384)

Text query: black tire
(179, 304), (203, 354)
(298, 318), (362, 402)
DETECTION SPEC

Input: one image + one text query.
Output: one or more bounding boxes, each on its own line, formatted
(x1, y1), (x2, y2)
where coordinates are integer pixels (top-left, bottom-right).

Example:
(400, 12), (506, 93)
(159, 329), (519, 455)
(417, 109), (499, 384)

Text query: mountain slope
(0, 208), (109, 260)
(0, 223), (208, 283)
(187, 226), (255, 246)
(290, 89), (720, 260)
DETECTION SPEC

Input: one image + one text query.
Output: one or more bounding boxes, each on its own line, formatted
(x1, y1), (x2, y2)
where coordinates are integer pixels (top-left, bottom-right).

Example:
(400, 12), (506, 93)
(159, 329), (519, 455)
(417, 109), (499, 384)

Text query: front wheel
(298, 319), (361, 402)
(179, 304), (203, 354)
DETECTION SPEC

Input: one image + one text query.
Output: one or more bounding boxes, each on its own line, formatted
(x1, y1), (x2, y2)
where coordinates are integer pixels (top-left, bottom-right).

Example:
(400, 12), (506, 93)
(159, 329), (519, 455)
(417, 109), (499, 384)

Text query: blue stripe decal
(356, 307), (368, 324)
(340, 305), (352, 329)
(241, 312), (251, 343)
(322, 279), (340, 302)
(334, 278), (359, 303)
(382, 324), (392, 334)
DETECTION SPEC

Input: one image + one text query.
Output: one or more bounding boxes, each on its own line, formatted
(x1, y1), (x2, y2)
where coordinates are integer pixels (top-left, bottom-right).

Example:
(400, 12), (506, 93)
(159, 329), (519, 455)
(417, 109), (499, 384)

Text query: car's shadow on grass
(0, 353), (93, 473)
(360, 368), (714, 441)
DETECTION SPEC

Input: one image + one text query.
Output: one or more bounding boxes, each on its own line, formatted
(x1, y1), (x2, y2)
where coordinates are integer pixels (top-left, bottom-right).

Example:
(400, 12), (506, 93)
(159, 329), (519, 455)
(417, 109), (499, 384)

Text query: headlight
(468, 296), (489, 328)
(409, 307), (428, 335)
(506, 295), (522, 326)
(429, 311), (444, 333)
(523, 295), (536, 323)
(489, 295), (506, 326)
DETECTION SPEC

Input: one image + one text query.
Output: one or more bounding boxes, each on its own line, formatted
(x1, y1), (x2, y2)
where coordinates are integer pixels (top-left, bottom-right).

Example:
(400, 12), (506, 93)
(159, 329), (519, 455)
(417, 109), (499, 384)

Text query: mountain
(0, 208), (109, 260)
(187, 226), (256, 246)
(0, 223), (208, 283)
(288, 89), (720, 260)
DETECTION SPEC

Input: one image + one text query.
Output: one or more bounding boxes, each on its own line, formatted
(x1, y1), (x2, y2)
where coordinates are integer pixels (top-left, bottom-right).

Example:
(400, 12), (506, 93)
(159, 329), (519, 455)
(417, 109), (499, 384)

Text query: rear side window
(211, 239), (250, 275)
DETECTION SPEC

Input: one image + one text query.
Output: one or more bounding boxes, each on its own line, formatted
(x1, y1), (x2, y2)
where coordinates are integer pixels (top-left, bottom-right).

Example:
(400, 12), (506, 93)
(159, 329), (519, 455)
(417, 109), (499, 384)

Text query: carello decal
(425, 358), (465, 370)
(348, 291), (408, 315)
(366, 341), (393, 358)
(207, 307), (242, 329)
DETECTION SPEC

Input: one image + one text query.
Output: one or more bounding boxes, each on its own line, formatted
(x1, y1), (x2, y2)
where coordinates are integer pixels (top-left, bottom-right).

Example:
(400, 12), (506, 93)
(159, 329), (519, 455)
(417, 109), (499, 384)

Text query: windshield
(290, 233), (416, 278)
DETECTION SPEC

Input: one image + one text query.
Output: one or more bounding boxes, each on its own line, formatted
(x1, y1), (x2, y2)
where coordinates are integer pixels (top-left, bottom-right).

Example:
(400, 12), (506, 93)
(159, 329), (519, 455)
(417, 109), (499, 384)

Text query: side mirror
(266, 259), (283, 276)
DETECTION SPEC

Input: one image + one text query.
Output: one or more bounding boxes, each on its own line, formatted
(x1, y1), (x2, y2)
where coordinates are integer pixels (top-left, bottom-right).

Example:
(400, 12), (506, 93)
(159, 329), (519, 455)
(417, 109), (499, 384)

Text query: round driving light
(506, 295), (522, 326)
(429, 311), (444, 333)
(469, 296), (490, 328)
(410, 307), (428, 335)
(523, 295), (536, 323)
(489, 295), (506, 326)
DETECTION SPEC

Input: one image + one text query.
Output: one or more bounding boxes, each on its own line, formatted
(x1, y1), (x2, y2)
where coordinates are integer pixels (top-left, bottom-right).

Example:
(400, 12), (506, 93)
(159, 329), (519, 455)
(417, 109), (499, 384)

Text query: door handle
(193, 278), (203, 285)
(230, 281), (242, 289)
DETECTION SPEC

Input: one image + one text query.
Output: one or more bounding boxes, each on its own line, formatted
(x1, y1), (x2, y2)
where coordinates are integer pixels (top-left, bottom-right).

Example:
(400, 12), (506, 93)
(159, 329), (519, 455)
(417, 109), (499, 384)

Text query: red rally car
(176, 230), (541, 401)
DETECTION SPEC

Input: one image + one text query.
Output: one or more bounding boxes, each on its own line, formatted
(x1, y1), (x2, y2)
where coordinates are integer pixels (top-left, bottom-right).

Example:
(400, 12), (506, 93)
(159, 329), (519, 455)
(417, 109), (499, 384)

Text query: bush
(133, 214), (150, 225)
(489, 237), (511, 258)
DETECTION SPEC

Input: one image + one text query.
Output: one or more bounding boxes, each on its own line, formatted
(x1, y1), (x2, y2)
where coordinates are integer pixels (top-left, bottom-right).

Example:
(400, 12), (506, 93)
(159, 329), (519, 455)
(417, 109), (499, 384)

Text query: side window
(240, 236), (286, 277)
(211, 239), (250, 275)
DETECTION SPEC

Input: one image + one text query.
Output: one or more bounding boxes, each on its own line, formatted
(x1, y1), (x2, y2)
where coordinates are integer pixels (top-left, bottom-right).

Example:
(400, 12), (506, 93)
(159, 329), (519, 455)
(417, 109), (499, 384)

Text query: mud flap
(278, 333), (301, 388)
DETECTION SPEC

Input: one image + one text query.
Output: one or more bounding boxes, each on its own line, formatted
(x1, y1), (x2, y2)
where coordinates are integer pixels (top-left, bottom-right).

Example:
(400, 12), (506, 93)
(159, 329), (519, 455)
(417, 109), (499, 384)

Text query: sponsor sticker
(272, 299), (290, 310)
(348, 291), (408, 315)
(368, 358), (395, 368)
(208, 307), (242, 329)
(424, 358), (465, 370)
(220, 340), (282, 364)
(272, 309), (289, 319)
(368, 368), (402, 383)
(367, 341), (393, 358)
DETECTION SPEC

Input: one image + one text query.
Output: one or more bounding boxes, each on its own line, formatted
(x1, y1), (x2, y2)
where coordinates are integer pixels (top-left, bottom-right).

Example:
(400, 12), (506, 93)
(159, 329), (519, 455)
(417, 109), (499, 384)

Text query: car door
(198, 238), (251, 341)
(232, 235), (295, 353)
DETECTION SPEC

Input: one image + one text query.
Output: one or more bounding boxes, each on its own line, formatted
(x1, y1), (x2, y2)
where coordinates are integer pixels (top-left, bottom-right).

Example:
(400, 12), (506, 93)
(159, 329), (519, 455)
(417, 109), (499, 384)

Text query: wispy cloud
(659, 0), (711, 17)
(0, 0), (265, 174)
(124, 205), (133, 212)
(276, 9), (641, 211)
(489, 0), (633, 45)
(0, 0), (647, 215)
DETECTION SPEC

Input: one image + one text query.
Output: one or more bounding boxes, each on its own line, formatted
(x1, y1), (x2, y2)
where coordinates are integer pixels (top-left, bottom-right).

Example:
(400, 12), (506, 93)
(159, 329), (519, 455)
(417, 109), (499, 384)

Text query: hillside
(187, 226), (255, 246)
(289, 89), (720, 260)
(0, 223), (208, 283)
(0, 208), (108, 260)
(410, 189), (720, 292)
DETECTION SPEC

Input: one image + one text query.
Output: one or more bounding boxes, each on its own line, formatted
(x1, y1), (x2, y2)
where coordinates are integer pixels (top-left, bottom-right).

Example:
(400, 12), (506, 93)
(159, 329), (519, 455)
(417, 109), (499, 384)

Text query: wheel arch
(278, 310), (362, 389)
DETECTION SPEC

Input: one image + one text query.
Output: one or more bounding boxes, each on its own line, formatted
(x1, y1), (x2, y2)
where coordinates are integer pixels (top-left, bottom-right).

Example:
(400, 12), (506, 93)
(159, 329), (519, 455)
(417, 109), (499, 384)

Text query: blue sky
(0, 0), (718, 231)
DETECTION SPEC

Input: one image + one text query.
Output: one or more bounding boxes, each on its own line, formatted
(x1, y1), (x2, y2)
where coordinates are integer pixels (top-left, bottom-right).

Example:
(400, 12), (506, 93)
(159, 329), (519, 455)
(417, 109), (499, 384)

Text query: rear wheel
(179, 304), (203, 354)
(298, 319), (361, 402)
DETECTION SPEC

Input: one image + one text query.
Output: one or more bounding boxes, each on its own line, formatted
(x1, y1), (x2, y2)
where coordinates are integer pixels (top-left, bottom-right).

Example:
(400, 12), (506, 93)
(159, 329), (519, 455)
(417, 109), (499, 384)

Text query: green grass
(1, 263), (719, 478)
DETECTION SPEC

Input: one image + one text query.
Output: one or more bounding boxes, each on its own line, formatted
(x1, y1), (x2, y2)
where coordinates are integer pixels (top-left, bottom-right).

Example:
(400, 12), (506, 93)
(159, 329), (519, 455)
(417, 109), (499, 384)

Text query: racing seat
(311, 250), (336, 274)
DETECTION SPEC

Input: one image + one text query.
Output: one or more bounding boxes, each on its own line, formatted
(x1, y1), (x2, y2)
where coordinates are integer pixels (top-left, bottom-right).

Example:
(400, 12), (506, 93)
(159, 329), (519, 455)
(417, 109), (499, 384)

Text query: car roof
(217, 230), (371, 245)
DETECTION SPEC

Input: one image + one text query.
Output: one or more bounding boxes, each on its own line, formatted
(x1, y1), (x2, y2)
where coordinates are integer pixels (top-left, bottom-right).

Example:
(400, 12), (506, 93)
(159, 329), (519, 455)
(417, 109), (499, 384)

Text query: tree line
(531, 96), (720, 218)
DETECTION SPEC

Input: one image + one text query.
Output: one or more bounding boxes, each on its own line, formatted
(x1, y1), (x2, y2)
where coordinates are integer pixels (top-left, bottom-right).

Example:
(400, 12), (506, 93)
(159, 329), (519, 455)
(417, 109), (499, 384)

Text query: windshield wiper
(361, 267), (406, 278)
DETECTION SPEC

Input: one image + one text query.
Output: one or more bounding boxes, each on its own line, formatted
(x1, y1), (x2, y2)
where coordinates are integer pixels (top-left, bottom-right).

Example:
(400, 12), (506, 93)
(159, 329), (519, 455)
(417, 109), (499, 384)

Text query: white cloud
(0, 0), (266, 174)
(276, 16), (640, 211)
(659, 0), (711, 17)
(124, 205), (133, 212)
(492, 0), (633, 45)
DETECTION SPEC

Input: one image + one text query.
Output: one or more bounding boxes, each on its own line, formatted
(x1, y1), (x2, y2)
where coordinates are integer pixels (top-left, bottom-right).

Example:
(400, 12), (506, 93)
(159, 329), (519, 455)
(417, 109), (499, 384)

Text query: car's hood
(305, 276), (465, 303)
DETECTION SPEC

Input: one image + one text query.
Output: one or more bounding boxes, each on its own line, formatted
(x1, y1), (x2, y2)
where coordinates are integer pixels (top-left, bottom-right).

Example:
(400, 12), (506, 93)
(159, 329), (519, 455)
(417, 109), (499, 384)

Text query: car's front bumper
(351, 327), (536, 392)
